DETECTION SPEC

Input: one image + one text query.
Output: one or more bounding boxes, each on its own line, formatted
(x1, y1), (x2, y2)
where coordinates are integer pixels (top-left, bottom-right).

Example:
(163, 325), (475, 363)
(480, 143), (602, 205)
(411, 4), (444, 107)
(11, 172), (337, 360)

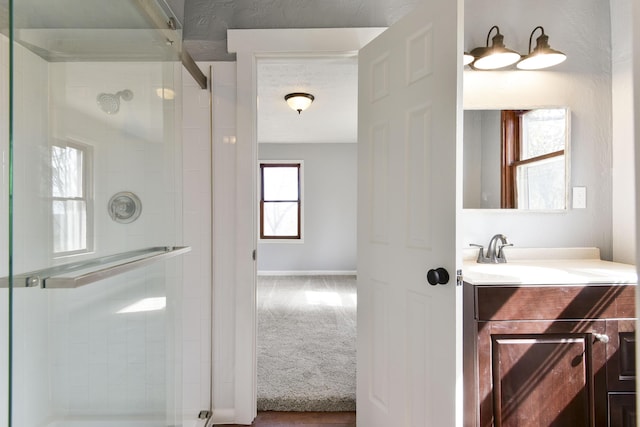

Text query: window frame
(259, 161), (303, 240)
(501, 110), (565, 209)
(51, 140), (94, 257)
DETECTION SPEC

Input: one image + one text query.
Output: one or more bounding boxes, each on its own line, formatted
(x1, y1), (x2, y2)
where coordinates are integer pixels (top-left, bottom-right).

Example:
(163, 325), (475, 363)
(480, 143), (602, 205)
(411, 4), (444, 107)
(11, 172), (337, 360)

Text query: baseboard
(181, 419), (205, 427)
(257, 270), (357, 276)
(212, 408), (236, 424)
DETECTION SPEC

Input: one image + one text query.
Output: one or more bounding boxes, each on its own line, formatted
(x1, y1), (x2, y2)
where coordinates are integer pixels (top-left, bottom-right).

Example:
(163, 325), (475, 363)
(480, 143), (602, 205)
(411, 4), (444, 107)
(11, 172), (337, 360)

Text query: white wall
(463, 0), (617, 260)
(463, 110), (500, 209)
(611, 0), (636, 264)
(463, 112), (482, 208)
(257, 143), (357, 273)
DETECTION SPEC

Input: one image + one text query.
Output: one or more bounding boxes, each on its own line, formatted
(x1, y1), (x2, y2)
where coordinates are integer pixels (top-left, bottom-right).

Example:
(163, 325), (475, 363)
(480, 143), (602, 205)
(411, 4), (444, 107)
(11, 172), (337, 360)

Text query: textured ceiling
(181, 0), (418, 61)
(174, 0), (418, 144)
(257, 56), (358, 144)
(2, 0), (417, 61)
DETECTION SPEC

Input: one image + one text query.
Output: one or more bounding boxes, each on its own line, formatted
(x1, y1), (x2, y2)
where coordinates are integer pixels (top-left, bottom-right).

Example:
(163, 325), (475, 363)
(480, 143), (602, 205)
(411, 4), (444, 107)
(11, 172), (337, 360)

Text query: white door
(357, 0), (462, 425)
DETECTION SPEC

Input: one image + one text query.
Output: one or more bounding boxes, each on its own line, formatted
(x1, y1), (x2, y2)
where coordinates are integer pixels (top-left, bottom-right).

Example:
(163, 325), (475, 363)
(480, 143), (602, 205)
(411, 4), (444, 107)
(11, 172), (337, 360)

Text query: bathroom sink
(462, 247), (637, 285)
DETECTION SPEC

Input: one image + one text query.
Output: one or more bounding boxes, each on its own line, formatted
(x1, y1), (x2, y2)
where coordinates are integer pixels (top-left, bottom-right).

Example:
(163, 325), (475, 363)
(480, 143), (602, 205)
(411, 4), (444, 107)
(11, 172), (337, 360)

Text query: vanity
(463, 248), (638, 427)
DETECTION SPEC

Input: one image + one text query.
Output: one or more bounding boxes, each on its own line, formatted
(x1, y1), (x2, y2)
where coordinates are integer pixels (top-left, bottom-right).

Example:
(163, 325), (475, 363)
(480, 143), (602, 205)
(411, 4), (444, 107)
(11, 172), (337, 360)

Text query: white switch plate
(573, 186), (586, 209)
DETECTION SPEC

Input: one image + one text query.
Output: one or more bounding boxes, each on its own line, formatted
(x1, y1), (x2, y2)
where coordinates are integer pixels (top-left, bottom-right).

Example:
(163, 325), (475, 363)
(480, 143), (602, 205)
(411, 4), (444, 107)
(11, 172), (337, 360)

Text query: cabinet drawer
(476, 285), (635, 321)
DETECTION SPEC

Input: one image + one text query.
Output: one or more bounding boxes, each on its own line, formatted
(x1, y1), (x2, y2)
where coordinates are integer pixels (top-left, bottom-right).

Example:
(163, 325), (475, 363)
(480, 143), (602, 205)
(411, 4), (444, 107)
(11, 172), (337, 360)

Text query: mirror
(463, 107), (570, 210)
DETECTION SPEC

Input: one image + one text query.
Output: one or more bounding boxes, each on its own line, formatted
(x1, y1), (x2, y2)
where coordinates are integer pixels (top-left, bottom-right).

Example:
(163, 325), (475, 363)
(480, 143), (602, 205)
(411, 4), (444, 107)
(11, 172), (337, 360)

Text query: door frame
(634, 0), (640, 419)
(226, 27), (385, 424)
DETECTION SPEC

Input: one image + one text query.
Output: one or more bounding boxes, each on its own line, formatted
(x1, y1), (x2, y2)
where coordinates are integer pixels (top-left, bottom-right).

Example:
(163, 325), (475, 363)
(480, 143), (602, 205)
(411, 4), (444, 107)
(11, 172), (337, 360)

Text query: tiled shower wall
(180, 63), (212, 426)
(1, 38), (185, 425)
(2, 38), (53, 427)
(48, 266), (172, 416)
(180, 61), (238, 425)
(49, 62), (180, 256)
(46, 61), (183, 420)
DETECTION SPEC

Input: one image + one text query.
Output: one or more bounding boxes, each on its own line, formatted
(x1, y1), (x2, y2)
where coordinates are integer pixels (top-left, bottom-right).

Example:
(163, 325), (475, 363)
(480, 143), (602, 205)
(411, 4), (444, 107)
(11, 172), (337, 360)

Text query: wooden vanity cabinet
(465, 284), (636, 427)
(607, 319), (637, 426)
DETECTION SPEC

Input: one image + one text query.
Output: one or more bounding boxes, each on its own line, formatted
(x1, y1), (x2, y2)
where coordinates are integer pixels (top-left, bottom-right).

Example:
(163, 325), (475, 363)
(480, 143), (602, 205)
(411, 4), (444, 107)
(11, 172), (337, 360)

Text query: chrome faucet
(471, 234), (513, 263)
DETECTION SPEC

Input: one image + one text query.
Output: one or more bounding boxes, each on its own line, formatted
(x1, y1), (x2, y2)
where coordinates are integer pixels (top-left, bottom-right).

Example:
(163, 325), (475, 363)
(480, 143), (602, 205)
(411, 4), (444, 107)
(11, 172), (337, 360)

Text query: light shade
(517, 26), (566, 70)
(284, 92), (315, 114)
(471, 26), (520, 70)
(463, 52), (474, 66)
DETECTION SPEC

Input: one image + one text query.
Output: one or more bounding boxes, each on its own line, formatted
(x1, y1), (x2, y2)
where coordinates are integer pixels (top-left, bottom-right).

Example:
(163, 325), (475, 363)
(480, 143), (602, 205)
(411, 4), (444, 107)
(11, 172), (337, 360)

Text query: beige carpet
(257, 275), (357, 411)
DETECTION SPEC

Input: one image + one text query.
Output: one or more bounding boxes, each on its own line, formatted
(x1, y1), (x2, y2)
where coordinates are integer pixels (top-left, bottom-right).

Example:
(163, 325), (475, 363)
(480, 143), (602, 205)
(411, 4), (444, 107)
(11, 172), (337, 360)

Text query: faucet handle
(497, 243), (514, 262)
(470, 243), (484, 255)
(470, 244), (488, 263)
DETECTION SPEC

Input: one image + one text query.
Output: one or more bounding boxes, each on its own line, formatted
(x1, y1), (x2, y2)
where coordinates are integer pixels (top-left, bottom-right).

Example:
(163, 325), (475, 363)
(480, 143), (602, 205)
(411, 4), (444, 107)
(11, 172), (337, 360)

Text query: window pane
(53, 200), (87, 253)
(263, 202), (299, 237)
(516, 156), (565, 209)
(52, 145), (84, 198)
(263, 166), (299, 201)
(521, 108), (566, 160)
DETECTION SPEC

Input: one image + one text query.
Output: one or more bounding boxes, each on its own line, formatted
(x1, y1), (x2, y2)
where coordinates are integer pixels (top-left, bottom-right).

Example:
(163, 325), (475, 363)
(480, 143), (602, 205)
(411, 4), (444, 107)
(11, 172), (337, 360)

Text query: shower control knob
(427, 268), (449, 286)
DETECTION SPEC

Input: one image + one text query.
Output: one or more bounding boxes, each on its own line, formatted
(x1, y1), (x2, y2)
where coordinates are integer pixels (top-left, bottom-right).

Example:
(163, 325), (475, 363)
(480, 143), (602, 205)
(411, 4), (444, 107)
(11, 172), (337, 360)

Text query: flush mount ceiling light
(470, 25), (521, 70)
(285, 92), (315, 114)
(517, 26), (567, 70)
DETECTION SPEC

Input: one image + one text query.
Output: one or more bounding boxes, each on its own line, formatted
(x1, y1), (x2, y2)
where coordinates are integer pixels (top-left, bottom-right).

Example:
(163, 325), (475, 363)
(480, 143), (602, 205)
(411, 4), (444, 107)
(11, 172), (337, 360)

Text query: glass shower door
(2, 1), (188, 426)
(0, 15), (10, 427)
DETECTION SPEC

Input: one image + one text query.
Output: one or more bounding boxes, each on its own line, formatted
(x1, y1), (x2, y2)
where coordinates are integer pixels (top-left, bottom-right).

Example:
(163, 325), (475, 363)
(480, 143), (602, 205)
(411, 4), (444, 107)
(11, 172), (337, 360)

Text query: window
(260, 163), (302, 239)
(51, 141), (93, 255)
(501, 109), (566, 209)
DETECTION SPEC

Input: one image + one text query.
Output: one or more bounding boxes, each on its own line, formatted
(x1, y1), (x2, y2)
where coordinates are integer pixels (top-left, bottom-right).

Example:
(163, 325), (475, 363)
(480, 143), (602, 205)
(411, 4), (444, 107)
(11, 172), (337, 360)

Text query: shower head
(96, 89), (134, 115)
(96, 93), (119, 114)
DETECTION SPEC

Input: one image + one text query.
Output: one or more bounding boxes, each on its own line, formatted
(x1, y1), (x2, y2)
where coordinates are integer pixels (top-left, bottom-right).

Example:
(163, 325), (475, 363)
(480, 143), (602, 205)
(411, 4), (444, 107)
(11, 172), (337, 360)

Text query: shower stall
(1, 0), (196, 425)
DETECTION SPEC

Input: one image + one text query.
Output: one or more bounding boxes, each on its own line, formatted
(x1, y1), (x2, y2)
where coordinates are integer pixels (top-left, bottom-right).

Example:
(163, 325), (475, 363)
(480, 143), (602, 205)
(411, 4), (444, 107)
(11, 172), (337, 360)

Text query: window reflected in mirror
(463, 108), (570, 210)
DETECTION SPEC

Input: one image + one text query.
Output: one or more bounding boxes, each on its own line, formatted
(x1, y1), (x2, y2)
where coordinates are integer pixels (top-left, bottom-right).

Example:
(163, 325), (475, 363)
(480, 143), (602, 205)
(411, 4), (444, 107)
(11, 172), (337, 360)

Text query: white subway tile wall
(181, 63), (213, 423)
(6, 39), (54, 427)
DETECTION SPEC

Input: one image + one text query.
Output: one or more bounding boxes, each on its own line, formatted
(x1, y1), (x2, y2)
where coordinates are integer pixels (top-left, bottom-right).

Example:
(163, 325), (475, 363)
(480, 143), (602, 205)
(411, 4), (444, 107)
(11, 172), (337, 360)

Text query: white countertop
(462, 247), (638, 285)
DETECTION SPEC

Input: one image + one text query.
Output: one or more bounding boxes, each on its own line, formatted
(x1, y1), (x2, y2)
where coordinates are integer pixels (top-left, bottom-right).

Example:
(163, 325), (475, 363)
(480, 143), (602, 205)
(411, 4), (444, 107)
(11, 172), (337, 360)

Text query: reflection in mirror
(463, 108), (569, 210)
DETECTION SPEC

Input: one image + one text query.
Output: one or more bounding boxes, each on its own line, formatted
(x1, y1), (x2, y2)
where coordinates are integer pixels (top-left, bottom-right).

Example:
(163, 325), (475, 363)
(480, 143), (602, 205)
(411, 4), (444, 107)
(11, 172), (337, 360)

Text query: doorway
(225, 27), (385, 424)
(255, 55), (359, 411)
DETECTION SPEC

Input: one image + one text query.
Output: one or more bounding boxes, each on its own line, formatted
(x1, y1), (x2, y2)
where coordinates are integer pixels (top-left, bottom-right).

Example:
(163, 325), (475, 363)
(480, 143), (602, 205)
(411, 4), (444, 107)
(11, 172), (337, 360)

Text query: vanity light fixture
(517, 26), (567, 70)
(470, 25), (521, 70)
(463, 52), (474, 66)
(284, 92), (315, 114)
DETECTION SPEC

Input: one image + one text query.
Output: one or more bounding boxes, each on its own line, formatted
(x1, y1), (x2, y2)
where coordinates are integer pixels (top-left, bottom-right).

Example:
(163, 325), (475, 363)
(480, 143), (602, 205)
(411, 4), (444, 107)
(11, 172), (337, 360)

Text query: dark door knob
(427, 267), (449, 286)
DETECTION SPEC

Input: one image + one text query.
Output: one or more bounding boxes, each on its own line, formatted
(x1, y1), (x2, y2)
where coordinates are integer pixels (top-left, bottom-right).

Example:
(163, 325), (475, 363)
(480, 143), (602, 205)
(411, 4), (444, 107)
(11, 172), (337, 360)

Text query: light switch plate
(572, 186), (586, 209)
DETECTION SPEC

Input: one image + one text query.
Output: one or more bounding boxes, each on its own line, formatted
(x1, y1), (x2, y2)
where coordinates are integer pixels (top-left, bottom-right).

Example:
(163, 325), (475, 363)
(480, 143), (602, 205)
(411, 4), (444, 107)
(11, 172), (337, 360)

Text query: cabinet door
(607, 320), (636, 427)
(609, 394), (637, 427)
(479, 321), (607, 427)
(607, 320), (636, 392)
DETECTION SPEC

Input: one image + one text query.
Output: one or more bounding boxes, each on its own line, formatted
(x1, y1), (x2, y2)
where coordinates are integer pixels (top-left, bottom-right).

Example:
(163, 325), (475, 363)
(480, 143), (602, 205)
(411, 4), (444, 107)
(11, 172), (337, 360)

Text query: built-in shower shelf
(0, 246), (191, 289)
